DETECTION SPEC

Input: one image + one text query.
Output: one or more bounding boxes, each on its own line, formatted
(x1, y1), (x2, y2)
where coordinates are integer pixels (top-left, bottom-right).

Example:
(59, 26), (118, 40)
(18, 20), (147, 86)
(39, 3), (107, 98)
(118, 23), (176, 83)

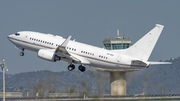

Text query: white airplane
(8, 24), (171, 72)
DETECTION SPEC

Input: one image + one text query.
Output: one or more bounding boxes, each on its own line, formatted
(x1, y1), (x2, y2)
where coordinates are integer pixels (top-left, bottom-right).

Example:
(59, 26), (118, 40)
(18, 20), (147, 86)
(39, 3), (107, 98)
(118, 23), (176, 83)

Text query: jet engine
(38, 49), (60, 62)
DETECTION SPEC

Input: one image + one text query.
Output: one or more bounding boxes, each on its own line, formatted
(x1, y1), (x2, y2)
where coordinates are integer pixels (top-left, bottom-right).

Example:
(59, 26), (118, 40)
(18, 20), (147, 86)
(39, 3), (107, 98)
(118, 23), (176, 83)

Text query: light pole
(0, 59), (8, 101)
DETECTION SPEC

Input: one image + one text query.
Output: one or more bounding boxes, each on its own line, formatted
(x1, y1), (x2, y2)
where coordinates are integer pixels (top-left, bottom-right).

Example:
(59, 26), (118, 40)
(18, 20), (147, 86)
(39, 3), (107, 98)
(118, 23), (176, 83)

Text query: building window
(104, 44), (111, 50)
(112, 44), (122, 50)
(123, 43), (130, 49)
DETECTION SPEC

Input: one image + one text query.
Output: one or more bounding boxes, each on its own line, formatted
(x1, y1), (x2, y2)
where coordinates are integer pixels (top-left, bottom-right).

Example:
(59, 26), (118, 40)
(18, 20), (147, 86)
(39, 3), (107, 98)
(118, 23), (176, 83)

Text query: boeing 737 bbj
(8, 24), (171, 72)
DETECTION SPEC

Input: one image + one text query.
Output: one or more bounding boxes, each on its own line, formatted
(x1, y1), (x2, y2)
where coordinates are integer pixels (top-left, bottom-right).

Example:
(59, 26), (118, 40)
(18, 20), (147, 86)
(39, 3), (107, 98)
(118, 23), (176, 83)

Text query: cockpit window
(15, 33), (20, 36)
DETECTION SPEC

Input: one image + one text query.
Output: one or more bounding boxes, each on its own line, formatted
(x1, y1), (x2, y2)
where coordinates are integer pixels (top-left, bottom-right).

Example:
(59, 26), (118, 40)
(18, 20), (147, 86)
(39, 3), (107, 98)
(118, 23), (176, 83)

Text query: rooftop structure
(103, 30), (132, 50)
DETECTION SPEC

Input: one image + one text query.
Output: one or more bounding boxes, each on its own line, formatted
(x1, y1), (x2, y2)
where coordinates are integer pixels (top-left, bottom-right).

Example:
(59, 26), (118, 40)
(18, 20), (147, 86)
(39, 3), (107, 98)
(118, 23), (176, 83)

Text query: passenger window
(74, 49), (76, 51)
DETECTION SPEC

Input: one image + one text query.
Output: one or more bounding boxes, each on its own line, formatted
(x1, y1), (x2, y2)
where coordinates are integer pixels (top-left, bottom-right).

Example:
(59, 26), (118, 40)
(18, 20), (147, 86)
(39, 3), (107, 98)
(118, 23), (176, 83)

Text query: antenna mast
(117, 29), (120, 38)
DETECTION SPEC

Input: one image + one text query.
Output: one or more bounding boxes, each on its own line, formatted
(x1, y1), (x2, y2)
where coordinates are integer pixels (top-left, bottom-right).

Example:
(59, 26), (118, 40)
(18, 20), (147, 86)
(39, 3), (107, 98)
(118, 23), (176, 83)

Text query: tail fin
(126, 24), (164, 61)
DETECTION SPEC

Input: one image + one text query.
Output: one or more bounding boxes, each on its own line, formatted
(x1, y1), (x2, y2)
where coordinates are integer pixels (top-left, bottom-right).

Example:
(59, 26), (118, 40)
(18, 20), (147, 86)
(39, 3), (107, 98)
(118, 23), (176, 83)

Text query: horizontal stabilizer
(132, 60), (150, 66)
(149, 61), (172, 65)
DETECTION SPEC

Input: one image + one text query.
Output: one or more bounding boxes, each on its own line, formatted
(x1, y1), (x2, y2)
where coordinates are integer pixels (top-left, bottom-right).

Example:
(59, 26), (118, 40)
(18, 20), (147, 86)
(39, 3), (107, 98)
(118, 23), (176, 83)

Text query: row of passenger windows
(99, 55), (108, 59)
(67, 47), (76, 51)
(30, 38), (62, 47)
(30, 38), (54, 45)
(81, 51), (94, 56)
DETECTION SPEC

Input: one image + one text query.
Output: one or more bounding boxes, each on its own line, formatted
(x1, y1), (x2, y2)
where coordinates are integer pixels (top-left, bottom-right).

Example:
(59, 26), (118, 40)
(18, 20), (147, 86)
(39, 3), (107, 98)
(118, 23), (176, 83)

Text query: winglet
(55, 36), (71, 53)
(156, 24), (164, 28)
(61, 36), (71, 48)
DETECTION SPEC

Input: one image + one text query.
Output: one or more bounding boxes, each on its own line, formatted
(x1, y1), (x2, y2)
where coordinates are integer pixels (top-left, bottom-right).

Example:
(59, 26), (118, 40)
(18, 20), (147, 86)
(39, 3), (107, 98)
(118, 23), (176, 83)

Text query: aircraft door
(25, 33), (29, 41)
(116, 56), (121, 63)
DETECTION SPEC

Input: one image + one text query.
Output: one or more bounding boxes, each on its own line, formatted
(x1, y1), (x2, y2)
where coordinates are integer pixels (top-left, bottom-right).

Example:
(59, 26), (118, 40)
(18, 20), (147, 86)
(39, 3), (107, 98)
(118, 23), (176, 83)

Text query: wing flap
(69, 53), (90, 65)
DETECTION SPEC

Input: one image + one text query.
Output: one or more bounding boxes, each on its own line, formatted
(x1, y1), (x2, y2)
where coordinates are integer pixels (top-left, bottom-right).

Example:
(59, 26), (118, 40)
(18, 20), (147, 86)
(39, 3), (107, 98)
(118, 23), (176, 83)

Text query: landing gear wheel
(19, 52), (24, 56)
(78, 65), (86, 72)
(68, 64), (75, 71)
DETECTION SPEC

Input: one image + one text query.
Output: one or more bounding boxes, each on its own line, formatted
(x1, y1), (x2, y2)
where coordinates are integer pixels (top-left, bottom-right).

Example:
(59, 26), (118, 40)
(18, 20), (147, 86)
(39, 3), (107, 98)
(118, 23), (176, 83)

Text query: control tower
(103, 30), (132, 50)
(101, 30), (134, 95)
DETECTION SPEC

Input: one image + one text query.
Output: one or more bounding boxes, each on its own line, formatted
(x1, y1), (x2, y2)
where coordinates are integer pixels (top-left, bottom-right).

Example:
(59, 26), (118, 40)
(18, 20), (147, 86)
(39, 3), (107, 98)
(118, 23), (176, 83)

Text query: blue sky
(0, 0), (180, 74)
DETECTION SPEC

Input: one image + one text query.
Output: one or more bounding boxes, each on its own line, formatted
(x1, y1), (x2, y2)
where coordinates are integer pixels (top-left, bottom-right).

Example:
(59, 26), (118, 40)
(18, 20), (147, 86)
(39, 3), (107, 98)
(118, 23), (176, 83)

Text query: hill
(0, 57), (180, 96)
(127, 57), (180, 94)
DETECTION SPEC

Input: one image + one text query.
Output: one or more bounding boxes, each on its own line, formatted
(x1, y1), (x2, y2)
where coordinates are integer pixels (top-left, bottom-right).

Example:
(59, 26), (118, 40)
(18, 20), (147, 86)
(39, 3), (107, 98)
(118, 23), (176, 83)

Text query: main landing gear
(78, 65), (86, 72)
(68, 64), (75, 71)
(19, 49), (24, 56)
(67, 64), (86, 72)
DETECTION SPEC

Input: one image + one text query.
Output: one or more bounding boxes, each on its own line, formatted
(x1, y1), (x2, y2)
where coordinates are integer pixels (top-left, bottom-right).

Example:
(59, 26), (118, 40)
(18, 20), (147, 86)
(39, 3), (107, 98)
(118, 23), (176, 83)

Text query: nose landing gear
(19, 49), (24, 56)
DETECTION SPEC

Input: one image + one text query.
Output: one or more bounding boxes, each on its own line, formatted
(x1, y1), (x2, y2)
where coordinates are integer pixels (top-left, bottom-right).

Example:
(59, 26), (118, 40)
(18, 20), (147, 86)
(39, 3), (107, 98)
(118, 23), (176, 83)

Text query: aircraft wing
(69, 53), (90, 65)
(55, 36), (90, 65)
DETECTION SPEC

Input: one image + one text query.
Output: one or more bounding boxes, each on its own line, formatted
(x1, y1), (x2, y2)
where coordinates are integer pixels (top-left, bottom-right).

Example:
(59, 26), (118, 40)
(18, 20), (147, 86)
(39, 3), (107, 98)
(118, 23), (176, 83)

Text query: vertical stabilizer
(126, 24), (164, 61)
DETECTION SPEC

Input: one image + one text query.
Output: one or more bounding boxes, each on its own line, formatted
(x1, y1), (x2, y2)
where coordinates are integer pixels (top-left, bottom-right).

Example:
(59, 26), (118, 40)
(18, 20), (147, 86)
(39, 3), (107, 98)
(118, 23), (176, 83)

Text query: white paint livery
(8, 24), (171, 72)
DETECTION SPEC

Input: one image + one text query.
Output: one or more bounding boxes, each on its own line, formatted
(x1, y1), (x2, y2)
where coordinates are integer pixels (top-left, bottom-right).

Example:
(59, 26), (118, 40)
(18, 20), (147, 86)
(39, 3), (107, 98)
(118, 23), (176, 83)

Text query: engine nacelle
(38, 49), (60, 62)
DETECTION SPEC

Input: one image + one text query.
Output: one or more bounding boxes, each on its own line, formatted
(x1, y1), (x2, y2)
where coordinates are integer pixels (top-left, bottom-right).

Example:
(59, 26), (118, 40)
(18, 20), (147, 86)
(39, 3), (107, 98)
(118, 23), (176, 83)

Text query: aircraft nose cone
(7, 35), (11, 40)
(7, 35), (13, 41)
